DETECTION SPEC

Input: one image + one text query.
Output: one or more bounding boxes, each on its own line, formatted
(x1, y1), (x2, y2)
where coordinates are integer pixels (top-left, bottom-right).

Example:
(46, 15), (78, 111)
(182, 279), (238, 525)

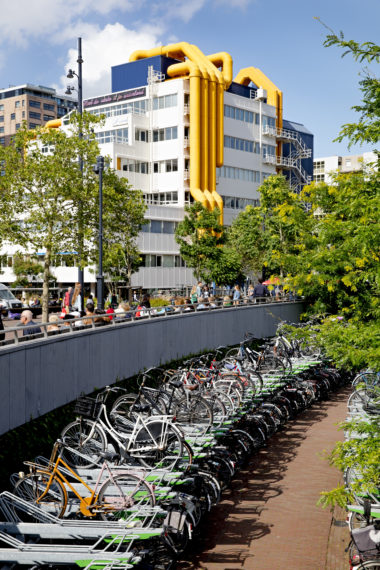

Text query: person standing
(233, 284), (241, 306)
(253, 278), (269, 302)
(71, 283), (82, 313)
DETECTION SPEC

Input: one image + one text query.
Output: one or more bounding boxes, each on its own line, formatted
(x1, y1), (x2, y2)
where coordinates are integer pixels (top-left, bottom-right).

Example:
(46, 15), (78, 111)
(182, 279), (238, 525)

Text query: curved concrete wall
(0, 302), (303, 435)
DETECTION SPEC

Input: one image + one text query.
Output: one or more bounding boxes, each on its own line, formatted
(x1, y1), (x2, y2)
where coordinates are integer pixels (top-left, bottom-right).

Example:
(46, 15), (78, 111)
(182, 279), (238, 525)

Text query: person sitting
(19, 310), (42, 336)
(184, 298), (195, 312)
(223, 295), (233, 307)
(208, 295), (218, 308)
(82, 302), (95, 326)
(173, 297), (185, 313)
(47, 314), (60, 333)
(115, 302), (132, 318)
(196, 297), (209, 310)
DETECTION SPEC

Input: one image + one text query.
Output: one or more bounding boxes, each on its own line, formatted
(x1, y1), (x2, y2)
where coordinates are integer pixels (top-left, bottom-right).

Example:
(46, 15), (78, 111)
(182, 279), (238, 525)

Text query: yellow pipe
(130, 42), (225, 219)
(167, 61), (208, 209)
(45, 119), (62, 129)
(206, 52), (233, 88)
(234, 67), (283, 167)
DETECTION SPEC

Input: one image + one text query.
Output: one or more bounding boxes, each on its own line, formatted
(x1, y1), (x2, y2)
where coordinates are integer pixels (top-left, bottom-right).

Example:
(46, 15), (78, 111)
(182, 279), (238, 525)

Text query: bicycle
(61, 387), (185, 470)
(13, 440), (156, 521)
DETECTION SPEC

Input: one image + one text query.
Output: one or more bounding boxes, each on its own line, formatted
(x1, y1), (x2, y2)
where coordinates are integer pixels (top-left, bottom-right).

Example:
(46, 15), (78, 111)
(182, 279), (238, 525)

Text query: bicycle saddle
(131, 402), (151, 413)
(169, 379), (184, 388)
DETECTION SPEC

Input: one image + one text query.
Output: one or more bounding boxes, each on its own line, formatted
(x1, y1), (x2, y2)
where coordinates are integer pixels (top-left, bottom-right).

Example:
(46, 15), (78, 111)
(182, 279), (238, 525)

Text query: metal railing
(0, 296), (301, 349)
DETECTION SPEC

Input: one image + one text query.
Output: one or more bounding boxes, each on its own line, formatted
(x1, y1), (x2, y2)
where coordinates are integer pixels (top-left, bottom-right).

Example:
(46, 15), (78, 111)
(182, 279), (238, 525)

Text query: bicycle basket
(352, 525), (380, 560)
(73, 396), (102, 419)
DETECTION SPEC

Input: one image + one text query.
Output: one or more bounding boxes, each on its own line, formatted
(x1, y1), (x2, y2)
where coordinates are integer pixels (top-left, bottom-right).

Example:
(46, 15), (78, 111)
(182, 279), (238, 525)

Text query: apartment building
(313, 151), (377, 184)
(0, 83), (76, 146)
(76, 46), (313, 290)
(1, 44), (313, 291)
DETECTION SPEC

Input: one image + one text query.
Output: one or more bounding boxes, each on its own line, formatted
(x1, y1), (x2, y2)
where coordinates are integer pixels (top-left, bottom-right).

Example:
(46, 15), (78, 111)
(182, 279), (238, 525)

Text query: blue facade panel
(227, 81), (257, 100)
(282, 119), (314, 180)
(112, 56), (180, 92)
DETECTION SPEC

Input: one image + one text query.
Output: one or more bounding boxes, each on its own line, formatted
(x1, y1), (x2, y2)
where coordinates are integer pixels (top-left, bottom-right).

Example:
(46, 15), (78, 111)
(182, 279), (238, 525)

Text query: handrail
(0, 297), (302, 350)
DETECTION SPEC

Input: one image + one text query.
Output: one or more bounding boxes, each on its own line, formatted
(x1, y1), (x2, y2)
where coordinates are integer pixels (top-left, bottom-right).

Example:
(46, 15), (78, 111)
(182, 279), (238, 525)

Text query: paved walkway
(178, 387), (351, 569)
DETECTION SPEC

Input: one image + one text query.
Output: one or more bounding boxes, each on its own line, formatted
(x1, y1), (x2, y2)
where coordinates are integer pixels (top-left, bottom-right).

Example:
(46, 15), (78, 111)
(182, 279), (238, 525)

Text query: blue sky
(0, 0), (378, 157)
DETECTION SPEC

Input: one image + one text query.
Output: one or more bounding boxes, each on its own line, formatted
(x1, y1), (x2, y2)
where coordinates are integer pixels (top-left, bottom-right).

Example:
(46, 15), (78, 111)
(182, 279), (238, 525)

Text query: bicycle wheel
(257, 354), (286, 375)
(97, 472), (155, 522)
(203, 393), (227, 427)
(60, 419), (107, 468)
(132, 421), (184, 470)
(13, 470), (67, 519)
(172, 396), (213, 433)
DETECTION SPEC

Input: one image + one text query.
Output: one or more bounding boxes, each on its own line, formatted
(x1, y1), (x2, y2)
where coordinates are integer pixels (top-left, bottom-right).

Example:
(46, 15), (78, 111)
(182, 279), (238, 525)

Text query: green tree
(97, 171), (146, 300)
(228, 175), (310, 278)
(0, 113), (146, 321)
(12, 253), (44, 288)
(0, 123), (98, 321)
(175, 202), (241, 284)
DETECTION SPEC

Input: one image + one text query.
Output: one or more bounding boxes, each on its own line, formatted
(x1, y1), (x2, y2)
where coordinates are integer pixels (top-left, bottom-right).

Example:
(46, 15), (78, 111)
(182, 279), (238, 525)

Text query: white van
(0, 283), (24, 315)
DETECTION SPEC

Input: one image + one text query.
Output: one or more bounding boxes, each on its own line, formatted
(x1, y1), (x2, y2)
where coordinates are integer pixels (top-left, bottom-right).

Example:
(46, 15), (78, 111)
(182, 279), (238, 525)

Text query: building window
(314, 174), (325, 182)
(122, 159), (148, 173)
(0, 137), (5, 146)
(224, 104), (254, 123)
(217, 165), (260, 183)
(15, 101), (20, 108)
(43, 103), (55, 111)
(135, 128), (148, 142)
(22, 100), (25, 107)
(43, 115), (54, 121)
(29, 100), (41, 108)
(95, 128), (128, 144)
(153, 126), (178, 142)
(153, 93), (178, 110)
(143, 191), (179, 205)
(15, 124), (20, 130)
(262, 144), (276, 158)
(10, 113), (16, 120)
(165, 159), (178, 172)
(225, 135), (255, 153)
(29, 111), (41, 120)
(262, 115), (276, 128)
(0, 105), (3, 111)
(0, 127), (4, 133)
(22, 111), (25, 118)
(0, 116), (3, 122)
(29, 123), (39, 129)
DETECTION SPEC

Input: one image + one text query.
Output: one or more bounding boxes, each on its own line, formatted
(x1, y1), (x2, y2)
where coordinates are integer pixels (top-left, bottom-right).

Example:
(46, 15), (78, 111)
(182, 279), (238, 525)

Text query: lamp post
(66, 37), (84, 313)
(94, 155), (105, 310)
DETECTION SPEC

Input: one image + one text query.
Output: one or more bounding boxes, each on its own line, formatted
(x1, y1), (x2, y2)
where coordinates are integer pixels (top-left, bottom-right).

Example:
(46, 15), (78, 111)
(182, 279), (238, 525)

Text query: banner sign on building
(84, 87), (146, 109)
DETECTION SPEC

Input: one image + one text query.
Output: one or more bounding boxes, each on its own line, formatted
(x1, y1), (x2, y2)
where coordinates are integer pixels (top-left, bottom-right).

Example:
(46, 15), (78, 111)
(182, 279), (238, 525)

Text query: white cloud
(57, 23), (163, 98)
(0, 0), (136, 46)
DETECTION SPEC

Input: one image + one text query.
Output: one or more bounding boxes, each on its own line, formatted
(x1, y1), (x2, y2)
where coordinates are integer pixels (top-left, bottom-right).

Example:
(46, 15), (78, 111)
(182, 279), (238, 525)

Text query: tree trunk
(42, 246), (51, 323)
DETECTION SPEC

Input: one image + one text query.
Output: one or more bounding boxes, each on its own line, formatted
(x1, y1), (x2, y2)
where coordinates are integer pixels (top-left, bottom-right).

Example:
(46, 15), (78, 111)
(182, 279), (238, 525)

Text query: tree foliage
(175, 202), (241, 284)
(0, 113), (145, 319)
(12, 254), (45, 288)
(228, 175), (310, 278)
(97, 171), (146, 297)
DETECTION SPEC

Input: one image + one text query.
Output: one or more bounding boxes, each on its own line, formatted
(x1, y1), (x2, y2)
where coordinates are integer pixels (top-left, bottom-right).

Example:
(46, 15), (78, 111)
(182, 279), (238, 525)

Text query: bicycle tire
(257, 354), (286, 375)
(132, 420), (184, 470)
(60, 419), (107, 468)
(97, 472), (155, 521)
(13, 470), (67, 519)
(172, 396), (213, 433)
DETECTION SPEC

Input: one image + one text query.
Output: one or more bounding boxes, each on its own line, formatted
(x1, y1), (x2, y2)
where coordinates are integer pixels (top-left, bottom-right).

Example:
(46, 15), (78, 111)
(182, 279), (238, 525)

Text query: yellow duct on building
(129, 42), (226, 222)
(44, 119), (62, 129)
(234, 67), (283, 165)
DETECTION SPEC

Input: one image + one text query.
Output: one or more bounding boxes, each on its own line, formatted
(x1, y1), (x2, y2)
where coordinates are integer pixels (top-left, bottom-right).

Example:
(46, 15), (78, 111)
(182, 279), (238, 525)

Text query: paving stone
(177, 387), (351, 569)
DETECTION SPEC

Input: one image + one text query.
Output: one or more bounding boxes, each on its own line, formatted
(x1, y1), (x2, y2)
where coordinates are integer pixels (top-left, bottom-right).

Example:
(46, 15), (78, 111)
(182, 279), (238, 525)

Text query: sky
(0, 0), (378, 158)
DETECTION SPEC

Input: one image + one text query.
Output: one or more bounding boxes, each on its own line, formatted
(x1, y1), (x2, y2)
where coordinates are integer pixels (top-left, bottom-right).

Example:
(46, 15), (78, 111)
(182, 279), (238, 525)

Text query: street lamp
(94, 155), (105, 310)
(66, 37), (84, 313)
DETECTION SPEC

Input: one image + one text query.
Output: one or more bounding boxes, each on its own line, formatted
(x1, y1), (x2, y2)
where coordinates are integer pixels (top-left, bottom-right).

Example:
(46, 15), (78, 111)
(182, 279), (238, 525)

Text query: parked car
(0, 283), (24, 316)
